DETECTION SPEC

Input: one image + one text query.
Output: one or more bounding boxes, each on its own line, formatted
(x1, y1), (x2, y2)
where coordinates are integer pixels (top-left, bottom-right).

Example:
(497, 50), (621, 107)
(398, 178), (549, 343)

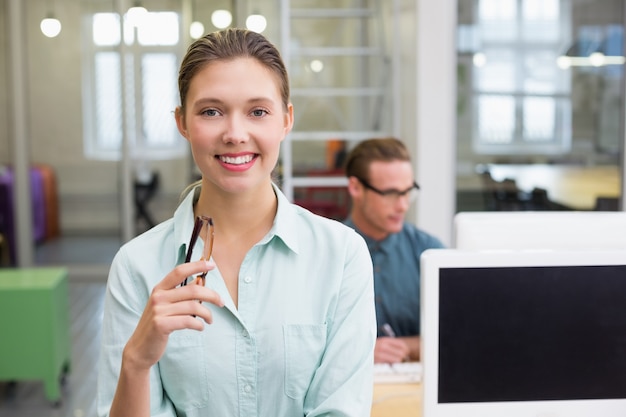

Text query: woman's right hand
(122, 260), (224, 372)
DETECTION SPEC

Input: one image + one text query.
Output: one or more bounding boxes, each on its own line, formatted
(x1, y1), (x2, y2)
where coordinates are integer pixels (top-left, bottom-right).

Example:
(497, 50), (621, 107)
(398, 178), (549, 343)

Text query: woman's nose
(222, 114), (248, 144)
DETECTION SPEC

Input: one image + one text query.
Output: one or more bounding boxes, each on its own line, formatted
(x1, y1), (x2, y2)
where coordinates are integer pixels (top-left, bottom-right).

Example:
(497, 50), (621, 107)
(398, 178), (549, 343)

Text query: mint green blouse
(97, 185), (376, 416)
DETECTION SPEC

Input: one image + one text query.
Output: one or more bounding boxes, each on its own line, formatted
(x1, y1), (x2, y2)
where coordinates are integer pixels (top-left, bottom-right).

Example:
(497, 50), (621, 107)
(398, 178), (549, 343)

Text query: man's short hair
(344, 137), (411, 180)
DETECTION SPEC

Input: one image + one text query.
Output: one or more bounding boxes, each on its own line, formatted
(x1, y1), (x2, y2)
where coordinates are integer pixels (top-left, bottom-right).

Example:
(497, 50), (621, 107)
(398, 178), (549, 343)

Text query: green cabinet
(0, 267), (71, 403)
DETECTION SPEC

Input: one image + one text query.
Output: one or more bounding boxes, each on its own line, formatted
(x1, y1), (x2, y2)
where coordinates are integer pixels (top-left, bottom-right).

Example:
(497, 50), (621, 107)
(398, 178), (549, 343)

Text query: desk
(486, 164), (621, 210)
(0, 268), (71, 404)
(372, 383), (421, 417)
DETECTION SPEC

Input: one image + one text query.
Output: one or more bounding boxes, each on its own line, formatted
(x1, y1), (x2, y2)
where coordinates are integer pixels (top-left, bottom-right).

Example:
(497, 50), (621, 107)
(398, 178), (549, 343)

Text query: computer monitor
(421, 248), (626, 417)
(454, 211), (626, 250)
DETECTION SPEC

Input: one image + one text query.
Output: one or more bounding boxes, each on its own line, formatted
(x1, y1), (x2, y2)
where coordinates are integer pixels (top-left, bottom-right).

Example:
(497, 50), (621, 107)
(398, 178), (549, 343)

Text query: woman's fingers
(124, 292), (219, 369)
(123, 262), (225, 371)
(151, 278), (224, 308)
(156, 260), (215, 290)
(151, 259), (224, 307)
(150, 298), (218, 327)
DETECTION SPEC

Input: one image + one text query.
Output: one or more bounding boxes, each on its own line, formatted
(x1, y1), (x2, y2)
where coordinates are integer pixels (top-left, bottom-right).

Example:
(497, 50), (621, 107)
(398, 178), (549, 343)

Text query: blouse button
(244, 276), (252, 284)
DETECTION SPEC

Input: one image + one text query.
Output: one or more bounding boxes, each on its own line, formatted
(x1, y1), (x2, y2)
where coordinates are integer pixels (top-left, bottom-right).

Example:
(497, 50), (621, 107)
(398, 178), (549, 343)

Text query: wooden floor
(0, 235), (117, 417)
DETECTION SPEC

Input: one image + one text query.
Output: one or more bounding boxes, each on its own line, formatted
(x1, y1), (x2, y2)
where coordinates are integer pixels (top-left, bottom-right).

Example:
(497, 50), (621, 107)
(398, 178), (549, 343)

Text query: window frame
(81, 7), (187, 161)
(471, 0), (572, 155)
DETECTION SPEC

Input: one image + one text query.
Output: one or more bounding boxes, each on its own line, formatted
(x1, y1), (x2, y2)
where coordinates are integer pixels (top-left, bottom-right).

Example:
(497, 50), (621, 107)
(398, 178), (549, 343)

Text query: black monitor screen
(438, 265), (626, 403)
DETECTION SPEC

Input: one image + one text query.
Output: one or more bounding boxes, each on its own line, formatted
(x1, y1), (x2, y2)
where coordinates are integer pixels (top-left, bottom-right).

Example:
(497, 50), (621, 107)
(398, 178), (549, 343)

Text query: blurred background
(0, 0), (624, 275)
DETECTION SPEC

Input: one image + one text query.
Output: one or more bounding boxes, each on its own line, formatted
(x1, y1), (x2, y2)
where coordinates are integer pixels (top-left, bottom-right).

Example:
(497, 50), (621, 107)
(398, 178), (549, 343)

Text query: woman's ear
(175, 106), (189, 140)
(282, 103), (294, 138)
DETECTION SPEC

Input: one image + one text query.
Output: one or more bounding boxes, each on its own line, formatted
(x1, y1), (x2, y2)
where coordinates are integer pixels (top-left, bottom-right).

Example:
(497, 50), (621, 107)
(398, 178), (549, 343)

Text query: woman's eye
(201, 109), (218, 117)
(252, 109), (268, 117)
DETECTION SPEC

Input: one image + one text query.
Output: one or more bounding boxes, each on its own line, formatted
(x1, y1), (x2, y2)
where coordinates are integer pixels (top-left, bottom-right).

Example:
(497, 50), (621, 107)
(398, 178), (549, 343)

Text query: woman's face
(176, 57), (293, 195)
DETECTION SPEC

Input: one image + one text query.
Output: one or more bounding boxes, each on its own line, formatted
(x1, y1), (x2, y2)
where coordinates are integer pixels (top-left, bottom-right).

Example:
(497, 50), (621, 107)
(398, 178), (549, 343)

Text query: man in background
(343, 137), (445, 363)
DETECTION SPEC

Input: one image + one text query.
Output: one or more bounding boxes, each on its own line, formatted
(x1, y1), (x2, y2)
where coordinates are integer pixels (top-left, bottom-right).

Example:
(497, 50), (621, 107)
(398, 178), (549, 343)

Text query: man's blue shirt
(344, 219), (445, 337)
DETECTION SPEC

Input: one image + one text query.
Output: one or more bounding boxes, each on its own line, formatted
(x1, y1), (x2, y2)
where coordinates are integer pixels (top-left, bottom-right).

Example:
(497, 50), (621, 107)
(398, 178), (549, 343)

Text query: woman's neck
(194, 179), (277, 237)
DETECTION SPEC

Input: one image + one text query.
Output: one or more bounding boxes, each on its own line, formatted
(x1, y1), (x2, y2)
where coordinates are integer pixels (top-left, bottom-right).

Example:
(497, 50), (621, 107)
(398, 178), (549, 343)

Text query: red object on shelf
(294, 169), (350, 221)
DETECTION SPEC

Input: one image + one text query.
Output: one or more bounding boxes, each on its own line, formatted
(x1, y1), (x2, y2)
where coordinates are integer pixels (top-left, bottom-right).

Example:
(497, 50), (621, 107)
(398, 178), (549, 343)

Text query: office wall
(414, 0), (456, 245)
(0, 1), (8, 156)
(0, 0), (191, 235)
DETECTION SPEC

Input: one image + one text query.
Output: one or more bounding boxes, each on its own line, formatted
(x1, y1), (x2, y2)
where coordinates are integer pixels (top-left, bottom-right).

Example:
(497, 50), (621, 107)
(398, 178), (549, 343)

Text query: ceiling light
(246, 13), (267, 34)
(310, 60), (324, 73)
(211, 9), (232, 29)
(40, 15), (62, 38)
(190, 21), (204, 39)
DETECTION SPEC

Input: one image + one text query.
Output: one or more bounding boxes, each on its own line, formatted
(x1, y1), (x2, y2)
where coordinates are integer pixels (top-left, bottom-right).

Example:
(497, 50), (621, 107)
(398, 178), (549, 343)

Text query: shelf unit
(279, 0), (400, 210)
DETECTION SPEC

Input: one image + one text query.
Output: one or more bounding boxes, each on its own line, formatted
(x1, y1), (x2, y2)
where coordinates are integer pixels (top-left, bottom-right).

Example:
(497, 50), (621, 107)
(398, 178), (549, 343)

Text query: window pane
(479, 0), (518, 42)
(604, 25), (624, 79)
(523, 0), (559, 20)
(94, 52), (122, 150)
(478, 95), (515, 143)
(93, 13), (120, 46)
(141, 53), (180, 147)
(476, 49), (516, 92)
(523, 96), (555, 141)
(84, 8), (185, 161)
(522, 0), (560, 42)
(138, 12), (179, 46)
(479, 0), (516, 20)
(523, 50), (562, 94)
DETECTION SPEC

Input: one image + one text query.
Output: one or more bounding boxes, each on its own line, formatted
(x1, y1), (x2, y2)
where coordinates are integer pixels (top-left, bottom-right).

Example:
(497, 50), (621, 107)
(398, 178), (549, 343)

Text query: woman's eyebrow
(191, 97), (223, 108)
(191, 97), (279, 114)
(246, 96), (275, 105)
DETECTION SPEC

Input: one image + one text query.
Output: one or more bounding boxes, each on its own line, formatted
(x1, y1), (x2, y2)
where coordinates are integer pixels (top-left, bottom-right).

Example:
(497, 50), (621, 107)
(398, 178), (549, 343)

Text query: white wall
(414, 0), (456, 246)
(0, 2), (7, 146)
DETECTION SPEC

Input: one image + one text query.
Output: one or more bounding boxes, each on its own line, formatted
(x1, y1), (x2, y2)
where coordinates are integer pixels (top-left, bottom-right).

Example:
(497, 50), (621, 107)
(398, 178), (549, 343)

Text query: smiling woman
(97, 28), (376, 417)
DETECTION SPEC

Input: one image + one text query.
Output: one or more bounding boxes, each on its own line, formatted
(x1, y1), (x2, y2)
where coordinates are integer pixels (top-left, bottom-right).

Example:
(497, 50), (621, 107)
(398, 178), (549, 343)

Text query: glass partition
(456, 0), (623, 213)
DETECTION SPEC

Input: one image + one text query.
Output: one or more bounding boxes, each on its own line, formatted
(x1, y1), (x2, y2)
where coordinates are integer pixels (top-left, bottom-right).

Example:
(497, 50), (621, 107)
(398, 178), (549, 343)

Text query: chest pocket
(283, 324), (327, 399)
(159, 329), (210, 410)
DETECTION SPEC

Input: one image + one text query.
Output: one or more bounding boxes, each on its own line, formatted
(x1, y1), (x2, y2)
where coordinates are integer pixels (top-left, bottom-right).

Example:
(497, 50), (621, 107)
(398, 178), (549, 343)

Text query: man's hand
(374, 337), (410, 363)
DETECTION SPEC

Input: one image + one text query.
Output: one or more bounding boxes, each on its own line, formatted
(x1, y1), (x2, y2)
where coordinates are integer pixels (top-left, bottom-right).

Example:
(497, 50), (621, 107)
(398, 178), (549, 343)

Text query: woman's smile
(216, 152), (258, 171)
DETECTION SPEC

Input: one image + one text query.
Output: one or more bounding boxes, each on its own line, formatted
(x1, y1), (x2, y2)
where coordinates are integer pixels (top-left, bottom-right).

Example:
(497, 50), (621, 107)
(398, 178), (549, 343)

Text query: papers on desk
(373, 361), (422, 384)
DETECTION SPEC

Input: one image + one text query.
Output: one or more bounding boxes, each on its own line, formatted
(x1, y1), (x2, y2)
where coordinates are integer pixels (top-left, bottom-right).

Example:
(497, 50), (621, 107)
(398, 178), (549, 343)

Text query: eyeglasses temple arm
(181, 216), (204, 286)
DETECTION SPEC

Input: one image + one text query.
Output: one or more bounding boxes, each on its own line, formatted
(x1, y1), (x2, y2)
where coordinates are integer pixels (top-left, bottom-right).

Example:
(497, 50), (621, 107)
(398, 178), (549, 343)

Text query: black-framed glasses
(180, 215), (214, 288)
(356, 177), (419, 203)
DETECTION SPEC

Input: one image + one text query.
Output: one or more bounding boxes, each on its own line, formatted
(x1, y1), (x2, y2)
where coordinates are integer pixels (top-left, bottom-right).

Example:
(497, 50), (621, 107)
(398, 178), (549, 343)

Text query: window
(471, 0), (571, 154)
(82, 9), (186, 161)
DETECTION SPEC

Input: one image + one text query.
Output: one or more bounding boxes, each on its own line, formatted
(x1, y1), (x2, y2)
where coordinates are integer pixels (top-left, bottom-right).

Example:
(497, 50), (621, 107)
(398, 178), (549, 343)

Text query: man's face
(351, 160), (415, 239)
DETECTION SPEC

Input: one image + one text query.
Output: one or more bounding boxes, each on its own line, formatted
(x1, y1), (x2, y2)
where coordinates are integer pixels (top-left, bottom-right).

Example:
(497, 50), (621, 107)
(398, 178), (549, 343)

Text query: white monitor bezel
(454, 211), (626, 251)
(421, 248), (626, 417)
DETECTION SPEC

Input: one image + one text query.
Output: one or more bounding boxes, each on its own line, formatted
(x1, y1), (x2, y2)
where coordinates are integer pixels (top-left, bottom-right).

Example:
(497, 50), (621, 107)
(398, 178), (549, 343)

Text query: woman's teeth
(220, 155), (253, 165)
